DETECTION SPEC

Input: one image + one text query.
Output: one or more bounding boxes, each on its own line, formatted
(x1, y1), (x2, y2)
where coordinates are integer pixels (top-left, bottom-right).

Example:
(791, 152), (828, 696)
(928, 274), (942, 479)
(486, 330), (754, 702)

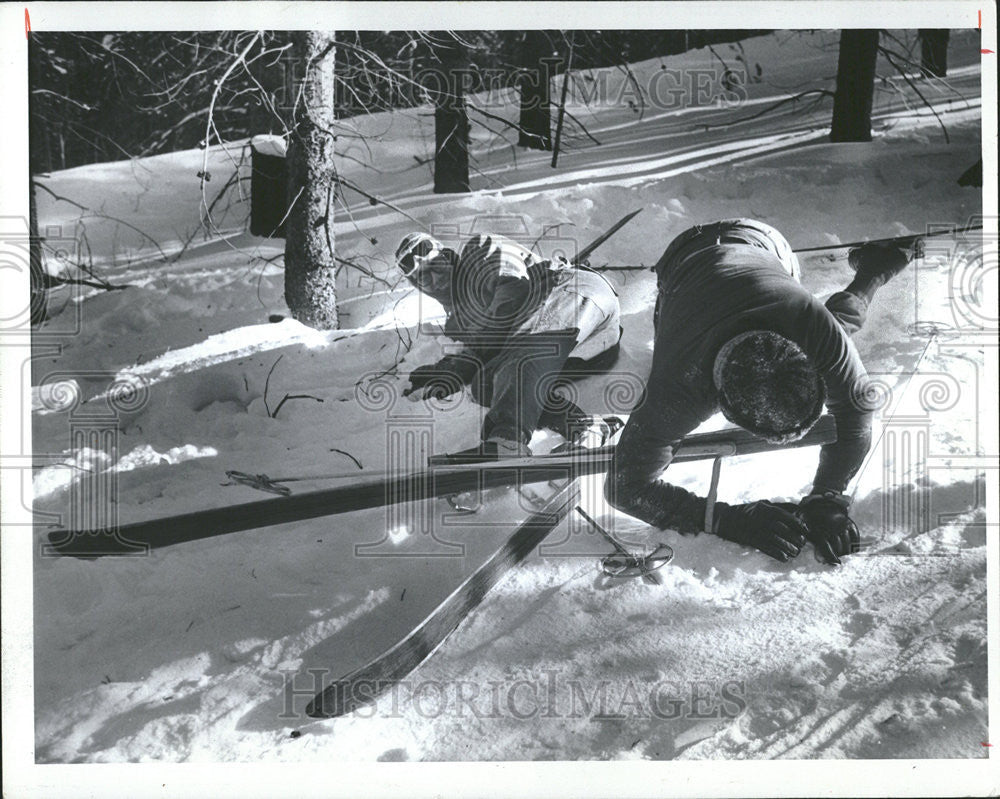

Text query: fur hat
(713, 330), (825, 443)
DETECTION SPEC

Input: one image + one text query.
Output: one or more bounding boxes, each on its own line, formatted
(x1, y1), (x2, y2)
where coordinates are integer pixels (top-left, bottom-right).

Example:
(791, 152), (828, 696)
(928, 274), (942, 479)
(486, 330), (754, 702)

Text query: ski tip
(43, 529), (149, 559)
(305, 687), (343, 719)
(305, 681), (368, 719)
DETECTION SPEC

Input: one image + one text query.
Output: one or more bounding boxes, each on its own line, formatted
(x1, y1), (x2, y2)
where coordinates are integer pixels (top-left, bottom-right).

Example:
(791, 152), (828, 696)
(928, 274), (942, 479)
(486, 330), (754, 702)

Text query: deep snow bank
(28, 30), (989, 763)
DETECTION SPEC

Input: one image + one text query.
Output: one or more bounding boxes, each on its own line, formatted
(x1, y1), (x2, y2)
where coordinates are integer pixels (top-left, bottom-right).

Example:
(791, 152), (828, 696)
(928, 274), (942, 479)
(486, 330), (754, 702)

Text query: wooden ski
(44, 416), (836, 558)
(305, 477), (582, 719)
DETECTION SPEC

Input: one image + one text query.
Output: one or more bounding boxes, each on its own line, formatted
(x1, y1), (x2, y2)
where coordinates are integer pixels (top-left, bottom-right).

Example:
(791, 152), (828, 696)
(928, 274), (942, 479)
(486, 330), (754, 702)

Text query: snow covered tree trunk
(433, 38), (470, 194)
(284, 31), (339, 330)
(830, 30), (879, 143)
(517, 31), (553, 151)
(919, 29), (949, 78)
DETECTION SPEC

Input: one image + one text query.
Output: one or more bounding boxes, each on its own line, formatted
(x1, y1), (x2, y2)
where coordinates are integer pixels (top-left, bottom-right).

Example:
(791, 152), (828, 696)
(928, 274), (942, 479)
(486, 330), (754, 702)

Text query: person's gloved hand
(403, 364), (457, 400)
(403, 354), (480, 400)
(797, 492), (860, 565)
(848, 238), (922, 281)
(712, 500), (810, 562)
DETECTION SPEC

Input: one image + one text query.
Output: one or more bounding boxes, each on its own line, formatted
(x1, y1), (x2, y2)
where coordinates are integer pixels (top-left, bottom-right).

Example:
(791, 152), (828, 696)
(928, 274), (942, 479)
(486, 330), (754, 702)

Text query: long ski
(44, 415), (836, 557)
(304, 477), (582, 719)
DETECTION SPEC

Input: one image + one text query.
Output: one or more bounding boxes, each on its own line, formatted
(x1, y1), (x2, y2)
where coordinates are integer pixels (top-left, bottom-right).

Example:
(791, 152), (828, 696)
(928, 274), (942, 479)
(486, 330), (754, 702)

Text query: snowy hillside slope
(26, 30), (991, 763)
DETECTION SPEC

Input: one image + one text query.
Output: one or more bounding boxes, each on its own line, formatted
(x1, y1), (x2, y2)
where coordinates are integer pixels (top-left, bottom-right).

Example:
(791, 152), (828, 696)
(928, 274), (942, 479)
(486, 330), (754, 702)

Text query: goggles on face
(401, 247), (440, 278)
(396, 233), (441, 277)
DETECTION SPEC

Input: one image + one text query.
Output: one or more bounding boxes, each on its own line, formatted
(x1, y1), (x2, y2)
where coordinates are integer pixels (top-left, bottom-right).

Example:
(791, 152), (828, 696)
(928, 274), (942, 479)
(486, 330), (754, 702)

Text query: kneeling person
(397, 231), (622, 458)
(606, 218), (918, 564)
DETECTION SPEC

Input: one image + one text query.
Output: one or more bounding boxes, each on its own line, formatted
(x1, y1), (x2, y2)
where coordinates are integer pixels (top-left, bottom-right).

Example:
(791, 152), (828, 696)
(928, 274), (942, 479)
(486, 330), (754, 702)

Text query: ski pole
(595, 221), (985, 269)
(793, 222), (983, 254)
(575, 506), (669, 585)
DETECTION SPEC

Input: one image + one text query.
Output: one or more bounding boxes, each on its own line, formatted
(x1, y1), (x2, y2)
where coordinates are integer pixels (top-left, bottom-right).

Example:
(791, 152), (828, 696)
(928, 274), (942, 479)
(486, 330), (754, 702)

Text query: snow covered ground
(15, 28), (995, 771)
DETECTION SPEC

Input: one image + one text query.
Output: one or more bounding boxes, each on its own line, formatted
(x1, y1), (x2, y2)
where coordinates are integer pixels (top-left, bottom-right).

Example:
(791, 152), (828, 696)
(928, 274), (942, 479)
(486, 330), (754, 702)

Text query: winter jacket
(607, 240), (874, 534)
(442, 233), (619, 363)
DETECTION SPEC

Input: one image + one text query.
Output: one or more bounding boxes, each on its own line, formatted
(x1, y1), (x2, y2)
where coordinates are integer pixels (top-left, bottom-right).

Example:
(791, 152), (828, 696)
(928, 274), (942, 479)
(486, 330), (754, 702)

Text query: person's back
(444, 233), (559, 345)
(648, 243), (866, 439)
(606, 219), (918, 564)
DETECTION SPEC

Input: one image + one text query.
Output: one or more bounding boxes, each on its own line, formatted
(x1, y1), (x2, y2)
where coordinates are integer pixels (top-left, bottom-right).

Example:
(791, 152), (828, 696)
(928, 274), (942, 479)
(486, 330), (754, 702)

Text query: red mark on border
(978, 9), (994, 51)
(983, 742), (993, 747)
(25, 8), (30, 39)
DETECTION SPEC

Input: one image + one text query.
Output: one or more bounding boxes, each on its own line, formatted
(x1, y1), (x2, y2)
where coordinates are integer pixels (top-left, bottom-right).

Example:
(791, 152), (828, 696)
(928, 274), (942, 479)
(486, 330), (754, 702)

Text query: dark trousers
(474, 329), (622, 444)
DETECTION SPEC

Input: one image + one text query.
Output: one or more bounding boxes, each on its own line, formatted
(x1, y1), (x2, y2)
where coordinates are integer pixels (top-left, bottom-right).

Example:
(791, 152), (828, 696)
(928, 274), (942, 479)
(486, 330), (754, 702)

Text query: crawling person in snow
(605, 218), (920, 565)
(396, 231), (623, 459)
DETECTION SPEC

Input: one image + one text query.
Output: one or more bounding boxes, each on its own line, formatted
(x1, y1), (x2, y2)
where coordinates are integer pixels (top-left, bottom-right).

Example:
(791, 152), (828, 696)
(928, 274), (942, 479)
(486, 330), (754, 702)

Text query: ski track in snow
(408, 512), (987, 762)
(27, 31), (989, 763)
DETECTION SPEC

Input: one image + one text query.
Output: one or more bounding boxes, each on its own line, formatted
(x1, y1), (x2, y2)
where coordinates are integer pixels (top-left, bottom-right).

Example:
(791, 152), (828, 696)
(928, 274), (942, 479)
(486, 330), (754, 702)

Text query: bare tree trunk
(517, 30), (553, 151)
(830, 30), (879, 143)
(551, 32), (575, 168)
(433, 37), (470, 194)
(284, 31), (339, 330)
(918, 29), (949, 78)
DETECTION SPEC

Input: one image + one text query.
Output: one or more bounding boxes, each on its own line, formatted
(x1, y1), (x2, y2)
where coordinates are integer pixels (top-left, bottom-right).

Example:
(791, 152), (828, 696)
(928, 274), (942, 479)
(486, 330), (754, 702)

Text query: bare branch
(879, 45), (950, 143)
(33, 181), (168, 261)
(335, 174), (423, 225)
(30, 88), (95, 111)
(702, 89), (834, 130)
(263, 353), (283, 418)
(329, 448), (363, 470)
(200, 31), (263, 195)
(272, 393), (324, 418)
(562, 108), (602, 146)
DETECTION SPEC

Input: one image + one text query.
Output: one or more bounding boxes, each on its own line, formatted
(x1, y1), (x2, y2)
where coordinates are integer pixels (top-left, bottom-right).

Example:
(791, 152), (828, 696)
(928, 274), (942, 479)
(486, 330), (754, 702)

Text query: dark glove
(797, 492), (860, 565)
(403, 354), (480, 400)
(712, 500), (810, 562)
(848, 239), (922, 281)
